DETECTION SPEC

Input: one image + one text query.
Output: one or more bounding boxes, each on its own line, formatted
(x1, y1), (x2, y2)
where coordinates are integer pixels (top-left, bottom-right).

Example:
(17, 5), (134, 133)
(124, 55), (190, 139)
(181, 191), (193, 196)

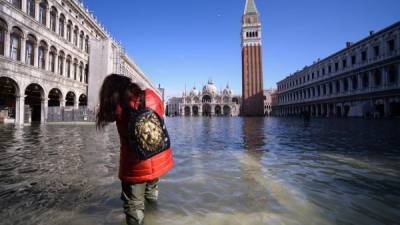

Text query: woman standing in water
(96, 74), (174, 225)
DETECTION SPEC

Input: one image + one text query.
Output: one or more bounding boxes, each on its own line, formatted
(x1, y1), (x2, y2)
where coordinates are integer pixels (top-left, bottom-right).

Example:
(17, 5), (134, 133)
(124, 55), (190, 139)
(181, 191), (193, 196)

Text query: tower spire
(244, 0), (258, 15)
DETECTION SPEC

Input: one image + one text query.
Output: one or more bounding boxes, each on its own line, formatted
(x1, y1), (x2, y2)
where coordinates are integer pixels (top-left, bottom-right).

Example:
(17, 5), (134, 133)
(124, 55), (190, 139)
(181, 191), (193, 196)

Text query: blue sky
(83, 0), (400, 97)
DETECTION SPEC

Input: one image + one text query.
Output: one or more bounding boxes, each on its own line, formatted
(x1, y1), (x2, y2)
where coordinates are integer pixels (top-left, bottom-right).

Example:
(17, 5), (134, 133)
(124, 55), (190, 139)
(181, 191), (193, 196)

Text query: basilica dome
(203, 80), (218, 95)
(190, 86), (200, 96)
(223, 84), (233, 96)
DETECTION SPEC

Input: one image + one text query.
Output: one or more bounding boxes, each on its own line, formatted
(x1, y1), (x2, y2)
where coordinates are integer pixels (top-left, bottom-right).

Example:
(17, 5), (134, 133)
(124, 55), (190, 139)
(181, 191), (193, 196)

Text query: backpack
(121, 91), (171, 160)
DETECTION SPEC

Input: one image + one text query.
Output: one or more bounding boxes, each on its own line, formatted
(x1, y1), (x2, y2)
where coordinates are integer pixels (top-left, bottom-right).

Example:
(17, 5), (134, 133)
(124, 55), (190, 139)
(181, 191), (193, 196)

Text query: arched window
(49, 46), (57, 73)
(73, 59), (78, 80)
(66, 21), (72, 42)
(50, 7), (57, 32)
(388, 66), (398, 84)
(84, 64), (88, 83)
(79, 62), (84, 82)
(0, 18), (7, 56)
(10, 27), (23, 61)
(352, 76), (358, 90)
(335, 80), (340, 93)
(58, 51), (65, 75)
(12, 0), (22, 10)
(73, 26), (78, 46)
(26, 0), (35, 18)
(362, 73), (369, 88)
(374, 70), (381, 86)
(39, 0), (48, 26)
(38, 40), (47, 69)
(66, 55), (72, 78)
(343, 78), (349, 92)
(85, 35), (89, 53)
(25, 34), (37, 66)
(59, 14), (65, 37)
(79, 31), (84, 50)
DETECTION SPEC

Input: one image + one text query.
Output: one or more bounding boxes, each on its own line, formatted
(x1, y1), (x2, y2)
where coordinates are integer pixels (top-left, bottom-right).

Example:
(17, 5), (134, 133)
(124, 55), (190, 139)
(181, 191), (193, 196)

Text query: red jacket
(116, 89), (174, 183)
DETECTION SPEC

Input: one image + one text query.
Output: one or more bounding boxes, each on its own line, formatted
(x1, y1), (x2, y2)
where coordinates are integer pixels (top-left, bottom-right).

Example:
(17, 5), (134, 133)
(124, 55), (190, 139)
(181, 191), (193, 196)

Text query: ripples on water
(0, 118), (399, 225)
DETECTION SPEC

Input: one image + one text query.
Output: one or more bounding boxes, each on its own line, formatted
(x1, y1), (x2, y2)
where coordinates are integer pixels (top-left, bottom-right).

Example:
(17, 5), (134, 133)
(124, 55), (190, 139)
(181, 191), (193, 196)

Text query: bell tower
(241, 0), (264, 116)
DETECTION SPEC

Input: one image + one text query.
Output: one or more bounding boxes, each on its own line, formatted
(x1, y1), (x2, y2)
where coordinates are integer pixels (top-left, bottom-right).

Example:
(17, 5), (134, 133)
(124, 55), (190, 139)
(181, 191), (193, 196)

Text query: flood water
(0, 117), (400, 225)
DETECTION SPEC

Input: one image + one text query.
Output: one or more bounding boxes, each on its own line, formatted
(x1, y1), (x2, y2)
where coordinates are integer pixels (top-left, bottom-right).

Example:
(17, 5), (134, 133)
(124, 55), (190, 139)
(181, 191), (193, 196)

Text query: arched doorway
(215, 105), (222, 116)
(336, 106), (342, 117)
(48, 88), (62, 107)
(184, 106), (190, 116)
(390, 101), (400, 117)
(65, 91), (75, 107)
(202, 104), (211, 116)
(344, 105), (350, 117)
(223, 105), (231, 116)
(79, 94), (87, 107)
(192, 105), (199, 116)
(25, 83), (44, 123)
(202, 95), (211, 103)
(375, 103), (384, 118)
(232, 97), (239, 104)
(0, 77), (19, 122)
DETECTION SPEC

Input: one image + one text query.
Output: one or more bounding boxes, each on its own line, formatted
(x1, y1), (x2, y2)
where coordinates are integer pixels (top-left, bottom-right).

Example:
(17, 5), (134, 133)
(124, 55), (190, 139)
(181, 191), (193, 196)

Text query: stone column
(46, 6), (50, 29)
(4, 30), (9, 58)
(382, 67), (388, 88)
(21, 0), (27, 13)
(53, 53), (58, 74)
(310, 105), (314, 116)
(358, 73), (363, 90)
(384, 98), (390, 117)
(45, 50), (49, 71)
(54, 15), (59, 35)
(15, 95), (25, 125)
(41, 97), (48, 124)
(20, 37), (26, 63)
(339, 79), (344, 95)
(341, 104), (345, 117)
(211, 105), (215, 116)
(33, 44), (39, 67)
(35, 0), (40, 21)
(74, 97), (79, 109)
(348, 77), (353, 94)
(319, 85), (323, 98)
(368, 71), (374, 89)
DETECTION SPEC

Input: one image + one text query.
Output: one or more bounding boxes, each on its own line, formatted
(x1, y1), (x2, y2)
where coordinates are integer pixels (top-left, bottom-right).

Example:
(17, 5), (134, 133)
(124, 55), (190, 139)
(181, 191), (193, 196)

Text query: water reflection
(0, 118), (400, 225)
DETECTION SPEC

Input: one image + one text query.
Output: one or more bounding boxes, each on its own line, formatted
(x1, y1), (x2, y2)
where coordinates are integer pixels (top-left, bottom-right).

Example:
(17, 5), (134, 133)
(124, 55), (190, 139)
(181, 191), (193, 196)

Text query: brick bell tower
(241, 0), (264, 116)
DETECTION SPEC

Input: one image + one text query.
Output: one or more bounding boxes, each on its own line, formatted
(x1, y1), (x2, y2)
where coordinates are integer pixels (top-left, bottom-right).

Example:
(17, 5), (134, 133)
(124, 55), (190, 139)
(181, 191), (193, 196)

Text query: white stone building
(166, 97), (181, 117)
(0, 0), (158, 124)
(275, 21), (400, 118)
(263, 89), (275, 116)
(179, 80), (241, 116)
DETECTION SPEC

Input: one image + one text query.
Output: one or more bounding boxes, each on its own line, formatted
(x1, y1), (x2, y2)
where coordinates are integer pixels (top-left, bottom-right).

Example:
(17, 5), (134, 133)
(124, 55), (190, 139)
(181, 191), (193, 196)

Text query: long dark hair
(96, 74), (142, 130)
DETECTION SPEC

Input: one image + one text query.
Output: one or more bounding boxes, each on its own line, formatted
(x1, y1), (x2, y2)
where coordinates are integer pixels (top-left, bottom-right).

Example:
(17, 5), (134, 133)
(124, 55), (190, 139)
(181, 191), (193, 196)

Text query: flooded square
(1, 118), (399, 225)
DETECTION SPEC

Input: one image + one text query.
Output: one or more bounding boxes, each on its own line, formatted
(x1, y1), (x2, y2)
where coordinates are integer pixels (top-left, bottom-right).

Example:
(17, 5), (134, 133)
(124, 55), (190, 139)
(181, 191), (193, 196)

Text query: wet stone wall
(47, 107), (96, 122)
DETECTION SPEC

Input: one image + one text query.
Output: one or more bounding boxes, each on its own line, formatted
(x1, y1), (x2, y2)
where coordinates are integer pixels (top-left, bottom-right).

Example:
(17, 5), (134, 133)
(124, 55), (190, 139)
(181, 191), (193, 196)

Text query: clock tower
(241, 0), (264, 116)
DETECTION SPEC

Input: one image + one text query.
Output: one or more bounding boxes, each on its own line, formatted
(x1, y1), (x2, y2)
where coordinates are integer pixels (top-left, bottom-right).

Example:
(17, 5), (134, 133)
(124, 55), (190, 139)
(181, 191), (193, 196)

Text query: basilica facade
(179, 80), (241, 117)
